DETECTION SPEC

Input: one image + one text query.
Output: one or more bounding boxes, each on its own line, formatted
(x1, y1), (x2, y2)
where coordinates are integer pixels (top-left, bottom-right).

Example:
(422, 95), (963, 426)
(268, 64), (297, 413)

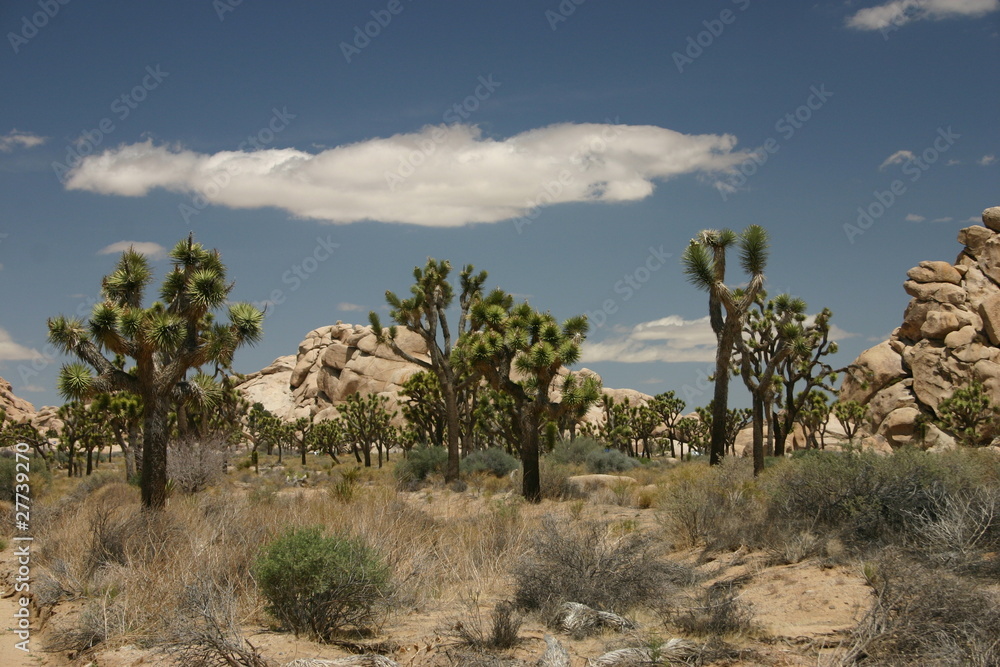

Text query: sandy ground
(0, 490), (873, 667)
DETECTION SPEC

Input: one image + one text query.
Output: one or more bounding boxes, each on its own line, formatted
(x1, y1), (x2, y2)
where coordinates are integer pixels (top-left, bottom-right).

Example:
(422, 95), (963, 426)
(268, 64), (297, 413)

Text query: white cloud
(97, 241), (168, 260)
(583, 313), (857, 365)
(0, 129), (46, 153)
(931, 216), (953, 223)
(905, 213), (926, 222)
(879, 150), (915, 170)
(967, 216), (982, 222)
(19, 385), (45, 393)
(946, 159), (961, 166)
(64, 123), (749, 227)
(337, 302), (365, 312)
(0, 327), (42, 362)
(980, 154), (997, 166)
(847, 0), (999, 30)
(582, 316), (718, 364)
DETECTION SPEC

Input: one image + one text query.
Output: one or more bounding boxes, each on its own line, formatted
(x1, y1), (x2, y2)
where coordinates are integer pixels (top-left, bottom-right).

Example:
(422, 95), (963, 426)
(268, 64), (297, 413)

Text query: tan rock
(328, 368), (364, 403)
(0, 376), (36, 424)
(859, 433), (892, 455)
(877, 407), (921, 448)
(921, 423), (956, 452)
(867, 381), (917, 431)
(958, 225), (994, 259)
(903, 280), (966, 305)
(963, 266), (996, 310)
(321, 340), (354, 369)
(976, 235), (1000, 284)
(839, 341), (906, 404)
(291, 347), (321, 388)
(236, 355), (297, 420)
(944, 325), (978, 349)
(982, 206), (1000, 233)
(978, 293), (1000, 345)
(909, 341), (973, 414)
(920, 310), (960, 340)
(899, 300), (935, 340)
(906, 260), (961, 285)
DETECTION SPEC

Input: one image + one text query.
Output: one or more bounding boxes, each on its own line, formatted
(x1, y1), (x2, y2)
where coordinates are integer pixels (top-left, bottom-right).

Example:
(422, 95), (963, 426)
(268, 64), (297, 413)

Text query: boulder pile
(237, 322), (651, 426)
(840, 206), (1000, 449)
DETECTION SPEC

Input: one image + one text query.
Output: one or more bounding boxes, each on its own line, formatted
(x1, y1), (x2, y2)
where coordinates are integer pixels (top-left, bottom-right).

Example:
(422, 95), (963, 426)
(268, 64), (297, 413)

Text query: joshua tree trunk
(752, 395), (765, 475)
(141, 396), (170, 510)
(442, 379), (461, 482)
(522, 410), (542, 503)
(710, 324), (738, 466)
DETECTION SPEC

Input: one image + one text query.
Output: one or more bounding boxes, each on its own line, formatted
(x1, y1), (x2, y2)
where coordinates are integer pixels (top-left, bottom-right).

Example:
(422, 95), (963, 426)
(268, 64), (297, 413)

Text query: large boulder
(0, 376), (36, 424)
(840, 341), (906, 404)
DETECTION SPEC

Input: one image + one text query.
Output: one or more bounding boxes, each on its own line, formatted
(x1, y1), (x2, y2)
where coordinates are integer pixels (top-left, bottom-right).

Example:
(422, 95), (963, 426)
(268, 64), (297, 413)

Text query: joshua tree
(650, 391), (685, 458)
(682, 226), (769, 465)
(461, 294), (591, 502)
(736, 293), (805, 475)
(370, 259), (487, 482)
(340, 393), (397, 468)
(48, 236), (263, 509)
(772, 307), (840, 456)
(934, 380), (999, 447)
(91, 391), (143, 479)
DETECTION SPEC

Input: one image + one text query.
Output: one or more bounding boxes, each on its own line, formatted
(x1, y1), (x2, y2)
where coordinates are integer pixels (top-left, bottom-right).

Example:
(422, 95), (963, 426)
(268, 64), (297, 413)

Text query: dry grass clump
(842, 550), (1000, 666)
(512, 516), (694, 625)
(672, 576), (756, 638)
(441, 595), (522, 653)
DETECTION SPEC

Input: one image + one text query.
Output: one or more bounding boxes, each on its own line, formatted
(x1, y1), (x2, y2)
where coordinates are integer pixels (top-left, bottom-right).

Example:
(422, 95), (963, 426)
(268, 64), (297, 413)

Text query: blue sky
(1, 0), (998, 410)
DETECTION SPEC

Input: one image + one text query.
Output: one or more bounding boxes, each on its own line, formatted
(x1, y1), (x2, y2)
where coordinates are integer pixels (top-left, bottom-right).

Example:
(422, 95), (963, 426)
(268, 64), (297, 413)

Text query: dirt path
(0, 548), (50, 667)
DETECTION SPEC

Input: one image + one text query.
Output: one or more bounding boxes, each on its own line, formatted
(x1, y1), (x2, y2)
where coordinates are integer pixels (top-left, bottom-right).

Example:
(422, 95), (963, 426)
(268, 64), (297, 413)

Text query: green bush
(549, 437), (602, 466)
(394, 446), (447, 487)
(585, 448), (639, 474)
(462, 448), (519, 477)
(253, 526), (392, 641)
(0, 453), (51, 502)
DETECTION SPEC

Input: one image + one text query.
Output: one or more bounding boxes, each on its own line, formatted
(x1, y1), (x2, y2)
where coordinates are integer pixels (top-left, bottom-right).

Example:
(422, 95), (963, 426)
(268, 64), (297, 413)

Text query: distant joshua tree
(48, 235), (263, 509)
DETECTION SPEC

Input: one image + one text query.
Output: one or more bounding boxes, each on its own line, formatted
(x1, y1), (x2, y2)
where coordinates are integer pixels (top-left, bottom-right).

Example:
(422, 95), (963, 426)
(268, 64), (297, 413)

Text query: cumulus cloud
(980, 154), (997, 166)
(0, 327), (41, 363)
(931, 216), (953, 223)
(97, 241), (168, 260)
(64, 123), (749, 227)
(336, 302), (365, 312)
(879, 150), (915, 170)
(583, 313), (857, 364)
(582, 316), (718, 364)
(847, 0), (999, 31)
(0, 129), (46, 153)
(905, 213), (926, 222)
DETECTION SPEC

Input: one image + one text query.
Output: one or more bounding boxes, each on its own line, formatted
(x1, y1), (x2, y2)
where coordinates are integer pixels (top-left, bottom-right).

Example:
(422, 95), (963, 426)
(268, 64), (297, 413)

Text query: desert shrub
(444, 596), (522, 652)
(675, 577), (755, 637)
(910, 485), (1000, 575)
(658, 457), (761, 550)
(168, 437), (228, 494)
(462, 448), (519, 478)
(765, 449), (965, 547)
(844, 551), (1000, 665)
(512, 517), (693, 620)
(0, 452), (50, 502)
(394, 446), (447, 487)
(161, 577), (270, 667)
(67, 469), (120, 502)
(253, 525), (392, 641)
(549, 437), (602, 466)
(585, 447), (639, 474)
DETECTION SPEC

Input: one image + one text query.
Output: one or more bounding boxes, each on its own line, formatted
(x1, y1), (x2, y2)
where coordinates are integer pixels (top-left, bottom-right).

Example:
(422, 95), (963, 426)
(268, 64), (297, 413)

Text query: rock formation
(236, 322), (651, 426)
(0, 376), (36, 423)
(840, 206), (1000, 449)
